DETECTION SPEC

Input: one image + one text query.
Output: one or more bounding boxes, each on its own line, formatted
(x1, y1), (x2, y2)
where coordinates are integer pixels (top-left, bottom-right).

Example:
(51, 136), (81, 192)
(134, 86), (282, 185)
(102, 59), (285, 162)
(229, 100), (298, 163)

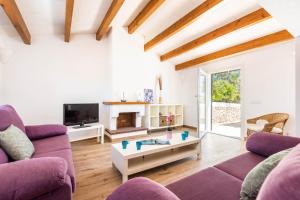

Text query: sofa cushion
(215, 152), (265, 180)
(257, 144), (300, 200)
(166, 167), (242, 200)
(0, 157), (69, 200)
(240, 148), (291, 200)
(32, 135), (71, 155)
(0, 125), (35, 160)
(246, 132), (300, 157)
(107, 177), (180, 200)
(33, 149), (76, 191)
(0, 105), (25, 133)
(32, 176), (72, 200)
(25, 125), (67, 140)
(0, 148), (9, 164)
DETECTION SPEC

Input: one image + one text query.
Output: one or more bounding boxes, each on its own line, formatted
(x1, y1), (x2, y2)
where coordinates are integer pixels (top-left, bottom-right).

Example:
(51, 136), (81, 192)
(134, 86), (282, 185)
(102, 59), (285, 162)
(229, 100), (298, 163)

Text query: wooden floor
(72, 128), (244, 200)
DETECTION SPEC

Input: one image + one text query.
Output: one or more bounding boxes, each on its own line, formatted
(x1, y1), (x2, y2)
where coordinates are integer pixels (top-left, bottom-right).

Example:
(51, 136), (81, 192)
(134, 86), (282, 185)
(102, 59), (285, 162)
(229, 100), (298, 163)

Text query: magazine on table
(139, 139), (170, 145)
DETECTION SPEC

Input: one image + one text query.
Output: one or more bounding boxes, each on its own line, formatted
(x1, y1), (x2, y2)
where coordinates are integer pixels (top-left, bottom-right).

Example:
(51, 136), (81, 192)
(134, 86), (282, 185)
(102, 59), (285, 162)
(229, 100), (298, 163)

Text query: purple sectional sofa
(107, 133), (300, 200)
(0, 105), (75, 200)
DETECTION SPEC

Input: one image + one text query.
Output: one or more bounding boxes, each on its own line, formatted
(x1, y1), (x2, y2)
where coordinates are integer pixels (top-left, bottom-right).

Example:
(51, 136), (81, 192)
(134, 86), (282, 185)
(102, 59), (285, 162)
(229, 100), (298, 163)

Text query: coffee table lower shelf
(112, 143), (200, 183)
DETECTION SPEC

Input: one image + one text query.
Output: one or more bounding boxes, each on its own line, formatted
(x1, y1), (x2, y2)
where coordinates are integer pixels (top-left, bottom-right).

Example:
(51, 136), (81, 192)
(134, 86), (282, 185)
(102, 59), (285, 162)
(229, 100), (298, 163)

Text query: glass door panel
(198, 69), (207, 138)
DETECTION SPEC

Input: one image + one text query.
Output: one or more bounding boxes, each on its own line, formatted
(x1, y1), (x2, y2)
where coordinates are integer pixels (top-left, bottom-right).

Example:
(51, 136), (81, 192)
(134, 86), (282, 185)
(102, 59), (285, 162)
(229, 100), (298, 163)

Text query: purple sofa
(107, 133), (300, 200)
(0, 105), (75, 200)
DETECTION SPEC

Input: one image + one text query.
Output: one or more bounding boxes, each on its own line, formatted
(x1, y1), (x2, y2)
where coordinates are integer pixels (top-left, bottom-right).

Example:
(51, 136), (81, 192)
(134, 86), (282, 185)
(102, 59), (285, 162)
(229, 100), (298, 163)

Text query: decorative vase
(121, 92), (127, 102)
(155, 75), (163, 104)
(166, 127), (172, 140)
(154, 83), (160, 104)
(159, 90), (163, 104)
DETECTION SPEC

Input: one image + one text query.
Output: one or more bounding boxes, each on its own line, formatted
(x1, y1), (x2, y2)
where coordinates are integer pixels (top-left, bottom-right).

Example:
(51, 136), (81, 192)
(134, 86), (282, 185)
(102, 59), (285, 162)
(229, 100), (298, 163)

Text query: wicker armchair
(246, 113), (289, 138)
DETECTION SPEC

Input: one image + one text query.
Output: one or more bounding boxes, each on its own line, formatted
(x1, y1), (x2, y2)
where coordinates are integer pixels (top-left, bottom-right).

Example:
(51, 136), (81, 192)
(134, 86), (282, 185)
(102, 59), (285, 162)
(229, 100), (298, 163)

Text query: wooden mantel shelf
(103, 101), (149, 105)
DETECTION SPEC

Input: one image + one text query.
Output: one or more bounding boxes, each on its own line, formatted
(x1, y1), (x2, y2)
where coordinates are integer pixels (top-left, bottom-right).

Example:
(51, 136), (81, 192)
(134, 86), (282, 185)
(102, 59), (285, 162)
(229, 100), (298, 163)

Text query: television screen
(63, 103), (99, 126)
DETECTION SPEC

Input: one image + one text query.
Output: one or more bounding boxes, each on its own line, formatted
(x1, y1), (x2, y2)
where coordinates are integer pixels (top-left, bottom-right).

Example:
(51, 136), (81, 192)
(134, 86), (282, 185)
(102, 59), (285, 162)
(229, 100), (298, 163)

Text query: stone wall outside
(212, 102), (240, 124)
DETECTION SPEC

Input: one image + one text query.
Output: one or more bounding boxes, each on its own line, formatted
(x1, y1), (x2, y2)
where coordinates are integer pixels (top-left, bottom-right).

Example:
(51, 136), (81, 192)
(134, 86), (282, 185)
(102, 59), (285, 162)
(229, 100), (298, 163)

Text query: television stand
(73, 125), (91, 129)
(67, 123), (104, 144)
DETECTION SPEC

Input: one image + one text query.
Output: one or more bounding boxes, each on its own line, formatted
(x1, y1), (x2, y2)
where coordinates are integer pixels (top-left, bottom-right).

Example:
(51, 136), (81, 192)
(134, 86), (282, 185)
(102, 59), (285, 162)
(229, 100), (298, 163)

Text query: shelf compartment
(150, 106), (159, 116)
(150, 117), (159, 128)
(168, 106), (176, 115)
(159, 106), (168, 116)
(175, 105), (183, 115)
(128, 145), (198, 175)
(175, 115), (183, 125)
(147, 104), (183, 130)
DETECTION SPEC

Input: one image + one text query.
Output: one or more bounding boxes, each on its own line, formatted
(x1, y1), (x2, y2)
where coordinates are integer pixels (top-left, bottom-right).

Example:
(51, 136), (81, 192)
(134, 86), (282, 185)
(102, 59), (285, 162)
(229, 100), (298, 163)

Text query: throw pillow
(256, 119), (268, 126)
(271, 127), (282, 134)
(257, 144), (300, 200)
(0, 124), (35, 160)
(240, 148), (292, 200)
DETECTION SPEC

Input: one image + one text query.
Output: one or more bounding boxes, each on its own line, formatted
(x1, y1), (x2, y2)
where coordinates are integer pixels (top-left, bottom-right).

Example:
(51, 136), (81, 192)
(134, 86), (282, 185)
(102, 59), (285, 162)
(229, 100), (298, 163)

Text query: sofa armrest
(0, 157), (69, 200)
(107, 177), (180, 200)
(246, 132), (300, 157)
(25, 124), (67, 140)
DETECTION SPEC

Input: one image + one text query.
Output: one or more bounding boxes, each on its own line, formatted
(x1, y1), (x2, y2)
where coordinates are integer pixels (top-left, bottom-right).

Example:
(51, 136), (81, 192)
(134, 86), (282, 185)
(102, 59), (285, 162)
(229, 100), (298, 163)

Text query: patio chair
(246, 113), (289, 138)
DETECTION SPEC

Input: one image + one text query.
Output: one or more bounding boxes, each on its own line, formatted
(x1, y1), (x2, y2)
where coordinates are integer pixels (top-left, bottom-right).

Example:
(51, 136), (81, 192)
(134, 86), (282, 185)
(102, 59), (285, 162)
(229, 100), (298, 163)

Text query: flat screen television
(63, 103), (99, 127)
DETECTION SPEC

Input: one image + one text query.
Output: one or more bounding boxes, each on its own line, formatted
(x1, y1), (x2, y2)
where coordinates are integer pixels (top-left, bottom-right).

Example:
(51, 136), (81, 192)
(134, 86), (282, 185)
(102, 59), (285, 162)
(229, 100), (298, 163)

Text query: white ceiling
(258, 0), (300, 38)
(0, 0), (296, 66)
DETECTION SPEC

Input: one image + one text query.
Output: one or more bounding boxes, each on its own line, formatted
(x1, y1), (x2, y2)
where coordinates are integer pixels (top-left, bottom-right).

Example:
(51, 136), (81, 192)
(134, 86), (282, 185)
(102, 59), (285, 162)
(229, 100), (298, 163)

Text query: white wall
(2, 34), (112, 125)
(0, 37), (10, 104)
(178, 68), (198, 127)
(0, 63), (3, 103)
(1, 30), (186, 126)
(295, 37), (300, 135)
(110, 27), (181, 103)
(190, 41), (296, 136)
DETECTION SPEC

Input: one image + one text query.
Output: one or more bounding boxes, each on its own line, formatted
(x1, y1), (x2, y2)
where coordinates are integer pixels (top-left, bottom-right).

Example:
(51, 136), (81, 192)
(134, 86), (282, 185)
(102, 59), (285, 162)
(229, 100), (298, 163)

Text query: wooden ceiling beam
(64, 0), (74, 42)
(96, 0), (125, 41)
(175, 30), (294, 71)
(161, 8), (271, 61)
(144, 0), (223, 51)
(128, 0), (165, 34)
(0, 0), (31, 44)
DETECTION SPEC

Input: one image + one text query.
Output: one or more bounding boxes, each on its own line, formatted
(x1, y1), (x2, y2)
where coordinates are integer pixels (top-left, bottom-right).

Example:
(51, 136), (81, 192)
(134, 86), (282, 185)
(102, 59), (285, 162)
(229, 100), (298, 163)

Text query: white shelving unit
(145, 104), (183, 130)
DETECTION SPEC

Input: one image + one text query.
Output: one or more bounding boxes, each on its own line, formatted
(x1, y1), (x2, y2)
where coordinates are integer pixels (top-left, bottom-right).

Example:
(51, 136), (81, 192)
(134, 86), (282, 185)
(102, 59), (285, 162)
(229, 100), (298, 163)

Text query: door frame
(197, 68), (210, 139)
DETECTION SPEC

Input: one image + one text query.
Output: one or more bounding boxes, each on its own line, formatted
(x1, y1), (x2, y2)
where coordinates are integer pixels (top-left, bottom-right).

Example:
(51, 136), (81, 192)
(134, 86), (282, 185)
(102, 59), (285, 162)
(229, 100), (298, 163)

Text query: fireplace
(117, 112), (136, 129)
(103, 102), (148, 140)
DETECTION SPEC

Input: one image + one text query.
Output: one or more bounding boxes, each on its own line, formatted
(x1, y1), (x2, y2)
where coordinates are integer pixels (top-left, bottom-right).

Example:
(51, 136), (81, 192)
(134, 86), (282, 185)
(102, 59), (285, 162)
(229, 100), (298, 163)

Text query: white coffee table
(111, 133), (201, 183)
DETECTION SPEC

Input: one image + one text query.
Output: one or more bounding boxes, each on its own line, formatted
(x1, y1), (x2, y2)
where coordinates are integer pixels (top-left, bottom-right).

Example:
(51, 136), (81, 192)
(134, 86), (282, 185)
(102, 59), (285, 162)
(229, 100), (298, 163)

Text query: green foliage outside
(212, 70), (240, 103)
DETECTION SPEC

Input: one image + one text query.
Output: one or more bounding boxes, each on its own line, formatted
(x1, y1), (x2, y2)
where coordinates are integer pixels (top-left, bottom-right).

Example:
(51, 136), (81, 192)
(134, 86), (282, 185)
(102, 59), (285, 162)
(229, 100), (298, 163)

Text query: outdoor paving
(212, 122), (241, 138)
